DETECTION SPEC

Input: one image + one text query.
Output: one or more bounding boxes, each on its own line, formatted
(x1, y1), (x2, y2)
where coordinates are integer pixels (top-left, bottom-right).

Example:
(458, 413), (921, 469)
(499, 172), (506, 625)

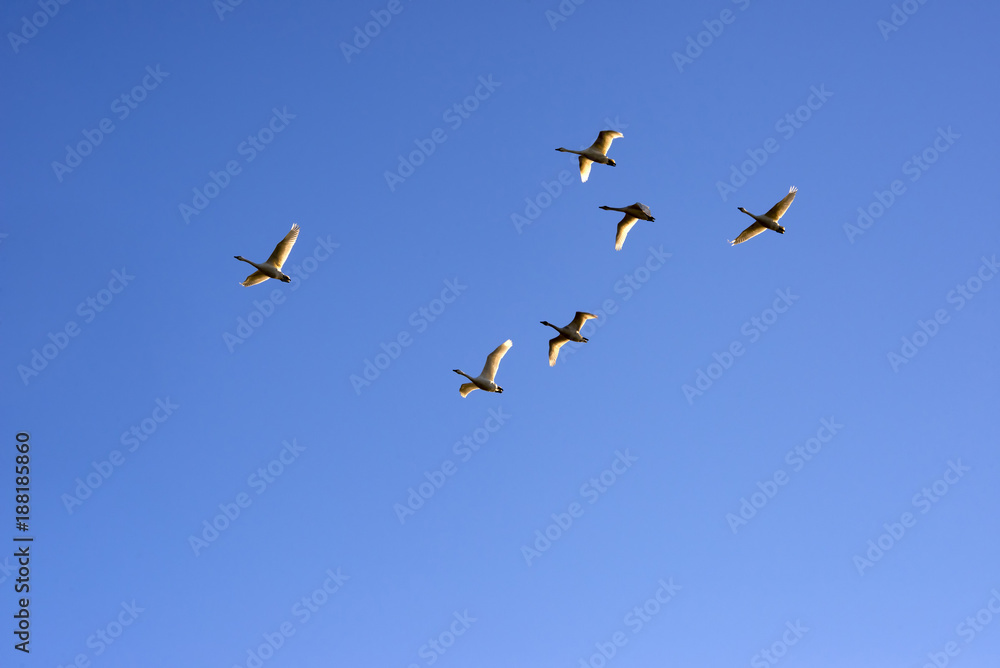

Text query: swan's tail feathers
(459, 382), (478, 398)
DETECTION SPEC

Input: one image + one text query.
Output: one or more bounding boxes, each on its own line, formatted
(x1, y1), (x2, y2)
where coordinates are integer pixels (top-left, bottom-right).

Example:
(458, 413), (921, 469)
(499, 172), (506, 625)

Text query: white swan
(729, 187), (797, 246)
(541, 312), (598, 366)
(454, 339), (513, 397)
(235, 224), (301, 286)
(556, 130), (623, 182)
(599, 203), (655, 251)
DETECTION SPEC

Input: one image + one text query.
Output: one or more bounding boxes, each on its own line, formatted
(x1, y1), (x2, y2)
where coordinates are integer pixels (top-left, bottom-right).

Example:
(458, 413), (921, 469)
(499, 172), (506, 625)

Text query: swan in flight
(541, 312), (598, 366)
(599, 203), (655, 251)
(454, 339), (513, 397)
(556, 130), (622, 182)
(729, 187), (797, 246)
(235, 224), (301, 286)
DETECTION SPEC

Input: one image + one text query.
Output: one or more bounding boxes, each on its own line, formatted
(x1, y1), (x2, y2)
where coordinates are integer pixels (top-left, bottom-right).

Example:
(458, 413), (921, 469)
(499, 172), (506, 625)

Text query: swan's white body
(235, 224), (301, 286)
(454, 339), (512, 397)
(599, 203), (655, 251)
(730, 187), (797, 246)
(556, 131), (623, 182)
(541, 312), (598, 366)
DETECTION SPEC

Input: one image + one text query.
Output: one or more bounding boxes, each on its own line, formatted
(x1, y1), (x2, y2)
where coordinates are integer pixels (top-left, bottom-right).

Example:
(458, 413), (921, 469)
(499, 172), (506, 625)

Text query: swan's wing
(548, 336), (568, 367)
(634, 202), (653, 220)
(569, 311), (598, 330)
(481, 339), (513, 381)
(459, 382), (478, 398)
(763, 186), (797, 222)
(241, 271), (270, 287)
(615, 216), (638, 251)
(579, 156), (593, 182)
(590, 130), (623, 155)
(730, 222), (766, 246)
(265, 224), (300, 269)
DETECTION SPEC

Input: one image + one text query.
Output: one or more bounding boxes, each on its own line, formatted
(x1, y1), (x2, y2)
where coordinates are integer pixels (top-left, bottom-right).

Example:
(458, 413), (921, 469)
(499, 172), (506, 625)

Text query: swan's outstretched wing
(241, 271), (270, 287)
(548, 336), (568, 367)
(730, 222), (766, 246)
(763, 186), (797, 222)
(615, 216), (638, 251)
(590, 130), (622, 155)
(481, 339), (513, 381)
(570, 312), (598, 331)
(265, 224), (300, 269)
(579, 156), (593, 183)
(459, 382), (478, 398)
(633, 203), (654, 220)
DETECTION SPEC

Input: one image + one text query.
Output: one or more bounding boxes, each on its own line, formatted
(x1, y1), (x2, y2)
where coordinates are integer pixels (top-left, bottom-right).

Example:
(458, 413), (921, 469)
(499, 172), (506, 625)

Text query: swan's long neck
(541, 321), (558, 331)
(454, 369), (473, 381)
(235, 256), (259, 268)
(556, 148), (582, 155)
(737, 207), (758, 220)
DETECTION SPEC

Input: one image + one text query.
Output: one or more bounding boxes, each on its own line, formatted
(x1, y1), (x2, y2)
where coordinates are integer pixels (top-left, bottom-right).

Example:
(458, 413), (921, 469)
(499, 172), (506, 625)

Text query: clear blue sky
(3, 1), (999, 666)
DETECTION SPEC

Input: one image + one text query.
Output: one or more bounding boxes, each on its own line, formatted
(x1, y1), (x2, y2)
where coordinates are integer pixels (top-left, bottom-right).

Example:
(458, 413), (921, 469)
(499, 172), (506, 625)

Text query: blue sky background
(3, 0), (999, 666)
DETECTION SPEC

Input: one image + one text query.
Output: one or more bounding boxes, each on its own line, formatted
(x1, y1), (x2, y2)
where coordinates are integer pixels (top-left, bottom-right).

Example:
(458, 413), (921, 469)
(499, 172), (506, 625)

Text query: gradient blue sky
(3, 1), (999, 666)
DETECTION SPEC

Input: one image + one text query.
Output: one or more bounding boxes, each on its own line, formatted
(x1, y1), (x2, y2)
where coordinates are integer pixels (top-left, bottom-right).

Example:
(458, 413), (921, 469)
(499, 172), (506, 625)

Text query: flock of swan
(234, 131), (798, 397)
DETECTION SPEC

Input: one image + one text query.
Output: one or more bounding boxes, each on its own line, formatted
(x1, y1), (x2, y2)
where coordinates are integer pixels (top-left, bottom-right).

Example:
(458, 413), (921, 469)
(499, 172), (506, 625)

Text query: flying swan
(556, 130), (623, 182)
(541, 312), (598, 366)
(729, 187), (797, 246)
(454, 339), (513, 397)
(235, 224), (301, 286)
(599, 203), (655, 251)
